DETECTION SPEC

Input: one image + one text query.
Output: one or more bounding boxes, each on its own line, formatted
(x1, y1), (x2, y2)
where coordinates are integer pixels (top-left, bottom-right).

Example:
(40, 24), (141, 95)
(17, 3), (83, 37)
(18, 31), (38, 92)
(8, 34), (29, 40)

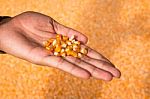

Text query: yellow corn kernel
(46, 46), (51, 50)
(43, 41), (47, 46)
(48, 38), (55, 43)
(61, 43), (67, 48)
(67, 45), (73, 50)
(56, 34), (62, 40)
(66, 50), (71, 56)
(80, 48), (88, 54)
(74, 41), (80, 45)
(70, 51), (78, 57)
(84, 48), (88, 54)
(71, 39), (76, 43)
(72, 44), (80, 52)
(66, 50), (77, 57)
(78, 52), (83, 58)
(69, 35), (75, 41)
(60, 52), (66, 57)
(73, 48), (80, 52)
(46, 45), (54, 51)
(52, 39), (57, 46)
(61, 41), (67, 48)
(43, 41), (51, 47)
(56, 39), (61, 45)
(55, 44), (61, 52)
(61, 41), (65, 44)
(66, 40), (72, 45)
(60, 48), (65, 53)
(65, 47), (70, 52)
(63, 36), (69, 41)
(54, 52), (59, 56)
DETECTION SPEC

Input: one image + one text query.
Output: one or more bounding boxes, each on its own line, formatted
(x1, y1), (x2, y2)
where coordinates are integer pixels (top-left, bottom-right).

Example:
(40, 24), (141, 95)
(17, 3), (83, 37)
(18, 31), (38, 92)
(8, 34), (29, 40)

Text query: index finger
(51, 20), (88, 44)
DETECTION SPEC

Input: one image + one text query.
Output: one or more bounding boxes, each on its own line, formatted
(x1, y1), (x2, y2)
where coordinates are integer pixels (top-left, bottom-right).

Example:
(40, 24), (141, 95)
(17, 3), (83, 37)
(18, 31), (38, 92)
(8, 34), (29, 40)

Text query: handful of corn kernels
(43, 34), (88, 58)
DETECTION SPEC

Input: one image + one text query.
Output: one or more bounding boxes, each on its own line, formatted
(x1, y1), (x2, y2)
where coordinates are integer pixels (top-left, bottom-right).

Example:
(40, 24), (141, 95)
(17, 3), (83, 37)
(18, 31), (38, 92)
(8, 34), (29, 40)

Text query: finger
(40, 56), (91, 79)
(81, 56), (121, 78)
(51, 20), (88, 44)
(81, 45), (114, 65)
(65, 56), (113, 81)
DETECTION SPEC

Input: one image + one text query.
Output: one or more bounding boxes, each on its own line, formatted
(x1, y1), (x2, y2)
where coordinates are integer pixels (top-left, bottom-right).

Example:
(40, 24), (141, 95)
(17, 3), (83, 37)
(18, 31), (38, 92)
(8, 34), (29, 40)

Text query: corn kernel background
(0, 0), (150, 99)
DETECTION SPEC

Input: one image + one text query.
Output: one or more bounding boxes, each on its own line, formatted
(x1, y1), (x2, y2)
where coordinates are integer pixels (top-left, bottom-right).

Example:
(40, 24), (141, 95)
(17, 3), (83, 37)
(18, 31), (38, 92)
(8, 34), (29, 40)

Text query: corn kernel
(73, 44), (78, 49)
(73, 48), (80, 52)
(56, 34), (62, 40)
(65, 47), (70, 52)
(61, 41), (67, 48)
(69, 35), (75, 41)
(78, 53), (83, 58)
(74, 41), (80, 45)
(66, 50), (72, 56)
(54, 52), (59, 56)
(43, 41), (51, 47)
(61, 52), (66, 57)
(43, 41), (48, 46)
(48, 38), (55, 43)
(66, 40), (72, 45)
(55, 45), (61, 52)
(61, 41), (65, 44)
(73, 44), (80, 52)
(46, 45), (54, 51)
(84, 48), (88, 54)
(80, 48), (88, 54)
(71, 39), (76, 43)
(62, 36), (69, 41)
(46, 46), (50, 50)
(61, 48), (65, 53)
(70, 51), (78, 57)
(52, 39), (57, 46)
(67, 45), (73, 50)
(66, 50), (77, 57)
(61, 43), (67, 48)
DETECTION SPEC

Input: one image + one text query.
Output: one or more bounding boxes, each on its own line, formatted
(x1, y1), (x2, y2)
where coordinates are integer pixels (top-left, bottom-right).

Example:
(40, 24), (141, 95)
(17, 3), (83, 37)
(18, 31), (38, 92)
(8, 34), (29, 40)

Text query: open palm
(0, 11), (121, 81)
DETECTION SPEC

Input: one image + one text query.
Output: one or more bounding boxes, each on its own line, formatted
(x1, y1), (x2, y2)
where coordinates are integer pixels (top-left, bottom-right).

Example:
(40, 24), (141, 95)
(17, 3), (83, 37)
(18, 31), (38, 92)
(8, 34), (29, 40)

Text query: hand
(0, 11), (121, 81)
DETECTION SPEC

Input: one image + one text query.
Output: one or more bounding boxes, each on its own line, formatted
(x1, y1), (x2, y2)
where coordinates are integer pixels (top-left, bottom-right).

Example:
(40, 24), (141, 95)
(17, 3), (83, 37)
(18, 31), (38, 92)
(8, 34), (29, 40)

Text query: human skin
(0, 11), (121, 81)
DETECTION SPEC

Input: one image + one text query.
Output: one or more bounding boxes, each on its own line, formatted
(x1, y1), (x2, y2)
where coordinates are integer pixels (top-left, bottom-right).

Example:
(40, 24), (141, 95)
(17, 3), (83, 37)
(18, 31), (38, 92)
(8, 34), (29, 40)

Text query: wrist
(0, 16), (11, 54)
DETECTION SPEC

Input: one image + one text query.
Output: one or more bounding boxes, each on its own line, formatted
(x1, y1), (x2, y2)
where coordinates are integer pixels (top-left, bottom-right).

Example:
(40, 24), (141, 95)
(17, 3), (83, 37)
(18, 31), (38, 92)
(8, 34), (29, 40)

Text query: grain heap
(43, 34), (88, 58)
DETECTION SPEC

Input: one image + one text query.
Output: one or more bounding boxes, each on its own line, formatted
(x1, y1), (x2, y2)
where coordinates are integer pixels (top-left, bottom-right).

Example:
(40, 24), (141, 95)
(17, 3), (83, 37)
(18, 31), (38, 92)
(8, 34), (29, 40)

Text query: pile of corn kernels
(43, 34), (88, 58)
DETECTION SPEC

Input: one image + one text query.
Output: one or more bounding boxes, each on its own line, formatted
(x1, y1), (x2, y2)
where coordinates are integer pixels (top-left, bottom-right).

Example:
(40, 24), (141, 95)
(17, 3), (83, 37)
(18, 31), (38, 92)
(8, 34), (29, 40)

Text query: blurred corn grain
(0, 0), (150, 99)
